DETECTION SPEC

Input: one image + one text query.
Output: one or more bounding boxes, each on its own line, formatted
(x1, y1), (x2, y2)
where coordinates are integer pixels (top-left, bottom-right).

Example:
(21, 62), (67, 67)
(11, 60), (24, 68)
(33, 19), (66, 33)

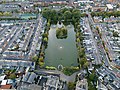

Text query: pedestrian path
(38, 69), (80, 83)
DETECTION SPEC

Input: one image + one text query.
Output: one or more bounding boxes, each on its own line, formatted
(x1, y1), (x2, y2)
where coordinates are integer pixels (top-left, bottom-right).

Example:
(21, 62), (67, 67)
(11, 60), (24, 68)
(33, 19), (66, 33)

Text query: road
(93, 24), (110, 67)
(97, 24), (120, 73)
(98, 24), (115, 61)
(27, 15), (42, 60)
(85, 17), (101, 65)
(0, 59), (33, 67)
(0, 27), (9, 38)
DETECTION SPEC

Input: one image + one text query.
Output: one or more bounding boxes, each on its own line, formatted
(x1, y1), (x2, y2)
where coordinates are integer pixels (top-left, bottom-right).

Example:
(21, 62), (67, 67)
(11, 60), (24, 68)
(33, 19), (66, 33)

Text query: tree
(72, 9), (80, 22)
(79, 54), (88, 69)
(42, 33), (48, 38)
(64, 11), (72, 21)
(39, 62), (45, 68)
(9, 73), (16, 79)
(3, 12), (12, 16)
(29, 17), (33, 20)
(40, 52), (44, 57)
(91, 11), (120, 17)
(77, 25), (80, 30)
(50, 10), (57, 23)
(80, 13), (87, 17)
(56, 26), (67, 39)
(96, 26), (99, 30)
(60, 8), (68, 14)
(77, 46), (80, 50)
(68, 82), (75, 90)
(74, 22), (80, 29)
(47, 20), (51, 28)
(0, 12), (3, 16)
(89, 73), (95, 81)
(5, 70), (10, 75)
(39, 57), (44, 62)
(89, 72), (98, 85)
(42, 8), (81, 25)
(2, 0), (6, 4)
(76, 32), (80, 38)
(102, 40), (105, 47)
(113, 31), (119, 37)
(42, 8), (51, 20)
(32, 56), (38, 62)
(105, 47), (108, 53)
(77, 38), (80, 43)
(14, 9), (19, 13)
(79, 58), (86, 66)
(78, 47), (85, 58)
(84, 62), (89, 69)
(43, 37), (48, 43)
(99, 33), (102, 38)
(42, 8), (58, 24)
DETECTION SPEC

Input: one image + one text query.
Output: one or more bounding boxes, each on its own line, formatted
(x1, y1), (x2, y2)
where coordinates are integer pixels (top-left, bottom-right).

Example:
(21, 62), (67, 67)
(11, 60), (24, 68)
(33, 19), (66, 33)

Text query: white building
(77, 0), (94, 4)
(106, 4), (113, 10)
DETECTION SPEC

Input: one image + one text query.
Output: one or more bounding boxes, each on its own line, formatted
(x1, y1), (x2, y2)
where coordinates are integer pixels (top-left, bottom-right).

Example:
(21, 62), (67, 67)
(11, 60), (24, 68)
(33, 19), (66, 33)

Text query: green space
(4, 69), (17, 79)
(0, 11), (12, 16)
(62, 66), (79, 76)
(37, 8), (89, 76)
(91, 11), (120, 18)
(42, 7), (80, 25)
(37, 7), (81, 71)
(56, 25), (67, 39)
(86, 71), (98, 90)
(68, 82), (76, 90)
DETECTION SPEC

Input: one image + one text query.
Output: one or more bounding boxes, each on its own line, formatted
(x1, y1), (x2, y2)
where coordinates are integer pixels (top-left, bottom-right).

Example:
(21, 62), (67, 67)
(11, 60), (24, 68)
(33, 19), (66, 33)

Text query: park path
(37, 69), (80, 83)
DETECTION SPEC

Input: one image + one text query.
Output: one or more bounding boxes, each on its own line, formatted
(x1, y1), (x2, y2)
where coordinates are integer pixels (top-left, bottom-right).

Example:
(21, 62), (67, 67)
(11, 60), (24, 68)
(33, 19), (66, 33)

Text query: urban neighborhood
(0, 0), (120, 90)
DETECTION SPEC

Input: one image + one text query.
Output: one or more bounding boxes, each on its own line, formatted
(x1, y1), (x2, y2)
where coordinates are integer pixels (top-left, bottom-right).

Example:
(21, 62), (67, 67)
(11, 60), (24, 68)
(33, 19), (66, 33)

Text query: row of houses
(93, 16), (120, 23)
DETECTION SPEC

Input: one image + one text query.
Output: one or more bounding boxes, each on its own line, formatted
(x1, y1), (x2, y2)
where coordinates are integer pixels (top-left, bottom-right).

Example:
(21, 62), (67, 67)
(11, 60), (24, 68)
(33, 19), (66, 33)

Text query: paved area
(36, 69), (79, 83)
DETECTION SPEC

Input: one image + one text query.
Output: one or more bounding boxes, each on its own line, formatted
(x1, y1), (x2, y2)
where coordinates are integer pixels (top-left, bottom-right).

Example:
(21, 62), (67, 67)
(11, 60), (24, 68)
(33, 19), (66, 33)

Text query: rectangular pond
(45, 25), (78, 67)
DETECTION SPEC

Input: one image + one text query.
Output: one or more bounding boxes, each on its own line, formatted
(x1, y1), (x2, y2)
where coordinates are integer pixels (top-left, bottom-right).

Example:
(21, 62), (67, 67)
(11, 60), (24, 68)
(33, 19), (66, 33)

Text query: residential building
(76, 79), (88, 90)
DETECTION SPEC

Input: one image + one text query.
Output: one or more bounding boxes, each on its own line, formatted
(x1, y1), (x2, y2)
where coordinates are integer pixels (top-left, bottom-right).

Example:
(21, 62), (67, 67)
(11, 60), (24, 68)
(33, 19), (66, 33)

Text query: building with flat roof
(0, 84), (12, 89)
(106, 4), (113, 10)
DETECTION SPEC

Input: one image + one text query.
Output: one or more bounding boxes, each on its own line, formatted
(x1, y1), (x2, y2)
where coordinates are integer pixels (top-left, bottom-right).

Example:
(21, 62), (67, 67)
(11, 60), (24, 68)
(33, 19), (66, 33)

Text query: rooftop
(0, 84), (12, 89)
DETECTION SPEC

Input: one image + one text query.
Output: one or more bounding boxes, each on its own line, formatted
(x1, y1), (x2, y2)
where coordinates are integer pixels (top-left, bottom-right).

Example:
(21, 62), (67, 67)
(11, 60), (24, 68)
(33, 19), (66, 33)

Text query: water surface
(45, 25), (78, 67)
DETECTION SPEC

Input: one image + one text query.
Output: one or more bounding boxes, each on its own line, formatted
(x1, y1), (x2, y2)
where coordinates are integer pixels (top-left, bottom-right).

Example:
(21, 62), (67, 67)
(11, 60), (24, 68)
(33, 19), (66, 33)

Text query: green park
(32, 8), (89, 76)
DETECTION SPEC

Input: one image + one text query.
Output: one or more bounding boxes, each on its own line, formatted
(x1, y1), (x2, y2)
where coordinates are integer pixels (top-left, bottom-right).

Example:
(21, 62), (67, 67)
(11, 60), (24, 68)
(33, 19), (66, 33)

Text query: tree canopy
(91, 11), (120, 18)
(42, 8), (81, 25)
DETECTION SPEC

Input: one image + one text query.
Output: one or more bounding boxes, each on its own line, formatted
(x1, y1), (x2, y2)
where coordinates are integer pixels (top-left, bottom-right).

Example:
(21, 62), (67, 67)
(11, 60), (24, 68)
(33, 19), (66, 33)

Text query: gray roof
(27, 72), (36, 84)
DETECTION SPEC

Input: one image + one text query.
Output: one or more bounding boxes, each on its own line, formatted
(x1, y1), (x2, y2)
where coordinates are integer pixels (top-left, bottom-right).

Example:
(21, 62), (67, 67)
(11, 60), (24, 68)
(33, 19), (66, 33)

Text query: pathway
(36, 69), (80, 83)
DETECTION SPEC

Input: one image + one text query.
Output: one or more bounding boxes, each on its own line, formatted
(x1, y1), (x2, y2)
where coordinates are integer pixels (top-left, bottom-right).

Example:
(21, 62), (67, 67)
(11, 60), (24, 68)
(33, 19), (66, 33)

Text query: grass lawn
(62, 67), (79, 76)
